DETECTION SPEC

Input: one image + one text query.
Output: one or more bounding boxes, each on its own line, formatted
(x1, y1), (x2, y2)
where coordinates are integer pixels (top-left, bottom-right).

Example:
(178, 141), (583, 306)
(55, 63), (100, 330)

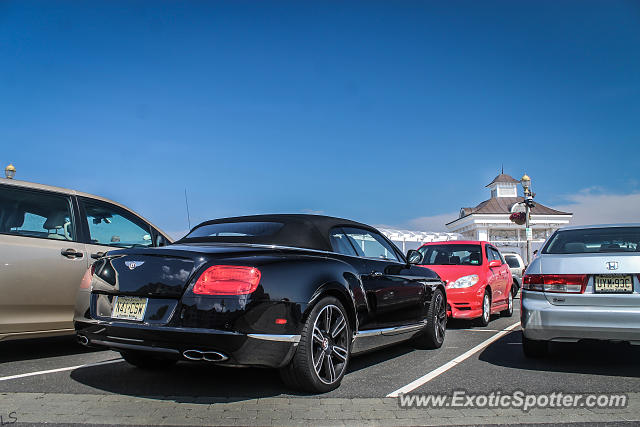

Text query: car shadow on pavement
(69, 342), (420, 402)
(70, 361), (293, 402)
(479, 330), (640, 378)
(0, 335), (103, 363)
(347, 342), (416, 374)
(446, 316), (499, 329)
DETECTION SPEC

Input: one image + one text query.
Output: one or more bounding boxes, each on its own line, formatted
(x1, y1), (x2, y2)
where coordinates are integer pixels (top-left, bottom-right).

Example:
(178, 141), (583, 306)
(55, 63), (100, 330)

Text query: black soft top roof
(176, 214), (379, 252)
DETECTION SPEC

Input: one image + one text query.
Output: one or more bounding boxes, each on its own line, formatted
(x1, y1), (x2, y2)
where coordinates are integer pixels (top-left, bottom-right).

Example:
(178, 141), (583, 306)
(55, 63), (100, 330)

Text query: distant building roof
(486, 173), (520, 187)
(447, 197), (572, 225)
(378, 227), (460, 243)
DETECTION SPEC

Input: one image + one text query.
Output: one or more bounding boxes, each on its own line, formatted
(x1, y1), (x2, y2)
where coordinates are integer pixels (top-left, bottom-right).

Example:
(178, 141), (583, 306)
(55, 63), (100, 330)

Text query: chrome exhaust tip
(77, 335), (89, 346)
(203, 351), (228, 362)
(182, 349), (228, 362)
(183, 349), (203, 361)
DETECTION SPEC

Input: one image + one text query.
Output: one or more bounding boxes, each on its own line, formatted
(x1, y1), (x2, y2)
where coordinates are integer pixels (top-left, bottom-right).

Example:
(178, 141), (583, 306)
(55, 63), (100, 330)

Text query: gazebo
(445, 173), (573, 256)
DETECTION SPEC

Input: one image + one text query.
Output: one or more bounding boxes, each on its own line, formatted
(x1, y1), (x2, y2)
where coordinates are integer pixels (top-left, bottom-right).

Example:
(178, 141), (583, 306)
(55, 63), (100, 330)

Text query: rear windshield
(504, 255), (521, 268)
(418, 244), (483, 266)
(543, 227), (640, 254)
(184, 222), (284, 238)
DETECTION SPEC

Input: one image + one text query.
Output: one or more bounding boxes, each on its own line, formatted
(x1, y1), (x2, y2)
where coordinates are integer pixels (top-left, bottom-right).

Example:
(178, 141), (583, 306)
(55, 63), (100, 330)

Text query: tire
(413, 288), (446, 349)
(120, 351), (177, 370)
(501, 290), (514, 317)
(512, 280), (520, 298)
(522, 336), (548, 358)
(279, 296), (351, 393)
(475, 290), (491, 327)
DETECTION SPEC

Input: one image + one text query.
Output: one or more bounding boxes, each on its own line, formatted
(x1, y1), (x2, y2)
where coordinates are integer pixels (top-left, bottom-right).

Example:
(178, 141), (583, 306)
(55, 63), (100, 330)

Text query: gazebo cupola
(486, 173), (519, 198)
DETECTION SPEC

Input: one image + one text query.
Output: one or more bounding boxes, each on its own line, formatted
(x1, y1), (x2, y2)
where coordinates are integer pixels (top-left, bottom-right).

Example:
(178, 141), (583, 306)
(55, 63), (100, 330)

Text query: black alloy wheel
(512, 280), (520, 297)
(280, 296), (351, 393)
(413, 288), (447, 349)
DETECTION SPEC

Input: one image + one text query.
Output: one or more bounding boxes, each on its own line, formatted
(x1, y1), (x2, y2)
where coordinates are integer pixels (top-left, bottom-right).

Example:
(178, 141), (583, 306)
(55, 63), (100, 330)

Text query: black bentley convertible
(75, 214), (446, 392)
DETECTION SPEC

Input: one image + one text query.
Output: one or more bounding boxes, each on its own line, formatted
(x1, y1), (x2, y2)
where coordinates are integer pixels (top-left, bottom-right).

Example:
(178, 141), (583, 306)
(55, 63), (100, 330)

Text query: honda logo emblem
(606, 261), (619, 271)
(124, 261), (145, 270)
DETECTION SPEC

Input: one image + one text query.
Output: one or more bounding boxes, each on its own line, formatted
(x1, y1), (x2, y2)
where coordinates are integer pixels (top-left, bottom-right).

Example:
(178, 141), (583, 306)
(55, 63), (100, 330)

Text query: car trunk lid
(92, 244), (277, 298)
(538, 253), (640, 307)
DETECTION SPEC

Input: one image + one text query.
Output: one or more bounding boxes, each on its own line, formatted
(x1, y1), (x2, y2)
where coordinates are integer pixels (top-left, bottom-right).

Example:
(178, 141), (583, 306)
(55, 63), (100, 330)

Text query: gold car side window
(81, 199), (153, 249)
(0, 186), (76, 241)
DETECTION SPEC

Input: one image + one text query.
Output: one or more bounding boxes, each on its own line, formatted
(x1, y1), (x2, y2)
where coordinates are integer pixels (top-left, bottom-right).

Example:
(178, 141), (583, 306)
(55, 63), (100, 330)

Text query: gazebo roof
(486, 173), (520, 187)
(448, 197), (572, 225)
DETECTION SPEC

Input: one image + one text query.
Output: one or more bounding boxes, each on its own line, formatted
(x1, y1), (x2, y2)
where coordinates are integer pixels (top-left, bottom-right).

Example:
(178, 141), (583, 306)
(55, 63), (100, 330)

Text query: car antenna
(184, 188), (192, 230)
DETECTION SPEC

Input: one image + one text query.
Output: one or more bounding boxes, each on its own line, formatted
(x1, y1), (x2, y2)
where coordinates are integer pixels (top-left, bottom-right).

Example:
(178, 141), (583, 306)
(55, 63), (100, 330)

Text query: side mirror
(488, 260), (501, 268)
(155, 234), (170, 247)
(406, 249), (423, 265)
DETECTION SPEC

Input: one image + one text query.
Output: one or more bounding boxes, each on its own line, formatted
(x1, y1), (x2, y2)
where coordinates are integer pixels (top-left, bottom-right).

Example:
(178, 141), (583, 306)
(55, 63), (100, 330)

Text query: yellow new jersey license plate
(112, 296), (148, 321)
(594, 275), (634, 293)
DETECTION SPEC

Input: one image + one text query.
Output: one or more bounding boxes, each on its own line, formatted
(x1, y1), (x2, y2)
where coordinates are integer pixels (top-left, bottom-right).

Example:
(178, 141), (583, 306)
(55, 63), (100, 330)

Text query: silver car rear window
(543, 227), (640, 254)
(504, 255), (521, 268)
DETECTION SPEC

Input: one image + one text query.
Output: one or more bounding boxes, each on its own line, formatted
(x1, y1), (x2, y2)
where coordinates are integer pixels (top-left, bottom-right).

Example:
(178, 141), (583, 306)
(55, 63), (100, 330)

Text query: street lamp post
(520, 174), (535, 264)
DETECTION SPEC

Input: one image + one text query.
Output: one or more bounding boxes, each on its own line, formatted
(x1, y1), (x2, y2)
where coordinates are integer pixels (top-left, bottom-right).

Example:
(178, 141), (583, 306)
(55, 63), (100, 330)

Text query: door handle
(61, 248), (83, 258)
(371, 271), (383, 277)
(91, 252), (106, 259)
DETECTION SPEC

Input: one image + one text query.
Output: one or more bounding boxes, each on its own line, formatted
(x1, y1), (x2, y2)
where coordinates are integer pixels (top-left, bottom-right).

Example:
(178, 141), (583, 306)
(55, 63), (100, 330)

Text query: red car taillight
(193, 265), (261, 295)
(523, 274), (588, 293)
(79, 264), (96, 289)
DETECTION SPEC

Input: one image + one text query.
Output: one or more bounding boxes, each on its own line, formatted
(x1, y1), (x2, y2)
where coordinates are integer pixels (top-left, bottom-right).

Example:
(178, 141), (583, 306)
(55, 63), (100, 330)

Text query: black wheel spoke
(325, 307), (332, 333)
(313, 326), (324, 344)
(332, 345), (348, 361)
(314, 349), (325, 372)
(331, 316), (346, 339)
(325, 354), (336, 382)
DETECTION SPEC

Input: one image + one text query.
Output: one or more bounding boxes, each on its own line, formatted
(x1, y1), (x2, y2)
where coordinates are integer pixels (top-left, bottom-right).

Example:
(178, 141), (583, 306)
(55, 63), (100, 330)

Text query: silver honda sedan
(521, 224), (640, 357)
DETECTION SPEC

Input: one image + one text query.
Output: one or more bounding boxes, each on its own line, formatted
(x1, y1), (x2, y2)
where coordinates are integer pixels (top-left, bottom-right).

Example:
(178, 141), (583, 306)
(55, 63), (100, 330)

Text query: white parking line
(454, 329), (499, 332)
(0, 358), (123, 382)
(386, 322), (520, 397)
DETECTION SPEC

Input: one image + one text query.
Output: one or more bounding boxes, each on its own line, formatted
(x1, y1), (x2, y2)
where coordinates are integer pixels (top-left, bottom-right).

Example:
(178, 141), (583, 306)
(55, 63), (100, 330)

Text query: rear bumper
(74, 320), (299, 368)
(75, 291), (306, 368)
(521, 291), (640, 343)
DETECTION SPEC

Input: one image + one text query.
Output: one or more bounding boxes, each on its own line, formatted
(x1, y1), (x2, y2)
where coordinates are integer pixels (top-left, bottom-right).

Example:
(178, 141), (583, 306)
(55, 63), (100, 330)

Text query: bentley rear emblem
(606, 261), (619, 271)
(125, 261), (145, 270)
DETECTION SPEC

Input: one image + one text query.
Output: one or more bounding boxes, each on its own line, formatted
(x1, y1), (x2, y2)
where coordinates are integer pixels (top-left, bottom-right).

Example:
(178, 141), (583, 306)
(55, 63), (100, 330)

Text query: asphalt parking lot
(2, 302), (640, 426)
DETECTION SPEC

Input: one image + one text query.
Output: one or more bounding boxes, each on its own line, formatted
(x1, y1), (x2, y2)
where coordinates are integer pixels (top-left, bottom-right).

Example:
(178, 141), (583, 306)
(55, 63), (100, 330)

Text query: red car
(416, 241), (513, 326)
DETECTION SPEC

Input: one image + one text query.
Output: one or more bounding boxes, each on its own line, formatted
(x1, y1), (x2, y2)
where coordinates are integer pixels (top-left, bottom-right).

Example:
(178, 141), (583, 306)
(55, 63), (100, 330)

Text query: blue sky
(1, 1), (639, 237)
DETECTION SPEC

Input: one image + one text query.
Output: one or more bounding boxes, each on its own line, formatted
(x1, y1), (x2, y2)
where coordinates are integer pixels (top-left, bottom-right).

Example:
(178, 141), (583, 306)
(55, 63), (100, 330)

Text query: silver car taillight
(523, 274), (588, 293)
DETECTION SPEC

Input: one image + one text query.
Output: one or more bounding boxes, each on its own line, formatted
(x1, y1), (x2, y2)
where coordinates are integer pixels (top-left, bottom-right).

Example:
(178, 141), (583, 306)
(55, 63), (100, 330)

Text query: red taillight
(193, 265), (261, 295)
(275, 318), (287, 325)
(79, 264), (96, 289)
(523, 274), (588, 293)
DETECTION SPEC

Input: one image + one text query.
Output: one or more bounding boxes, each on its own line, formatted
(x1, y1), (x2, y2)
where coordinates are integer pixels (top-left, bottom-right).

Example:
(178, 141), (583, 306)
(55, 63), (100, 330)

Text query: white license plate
(594, 275), (633, 293)
(112, 296), (148, 321)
